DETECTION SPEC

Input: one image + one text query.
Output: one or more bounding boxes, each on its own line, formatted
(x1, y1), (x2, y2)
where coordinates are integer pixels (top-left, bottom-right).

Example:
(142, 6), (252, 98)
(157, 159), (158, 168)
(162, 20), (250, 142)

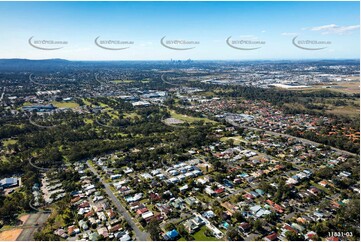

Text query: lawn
(98, 102), (109, 107)
(105, 110), (119, 119)
(310, 181), (332, 195)
(84, 118), (94, 124)
(51, 101), (79, 109)
(169, 110), (216, 124)
(112, 80), (135, 83)
(306, 81), (360, 94)
(193, 226), (219, 241)
(22, 102), (33, 106)
(220, 136), (247, 145)
(82, 99), (91, 105)
(2, 139), (17, 146)
(199, 91), (215, 97)
(326, 105), (360, 118)
(195, 192), (213, 203)
(124, 112), (141, 120)
(1, 156), (9, 164)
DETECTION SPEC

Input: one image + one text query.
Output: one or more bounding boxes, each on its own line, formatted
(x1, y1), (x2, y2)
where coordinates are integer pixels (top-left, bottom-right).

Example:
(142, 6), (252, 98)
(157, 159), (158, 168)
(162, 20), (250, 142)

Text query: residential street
(227, 120), (356, 156)
(0, 87), (5, 102)
(86, 161), (150, 241)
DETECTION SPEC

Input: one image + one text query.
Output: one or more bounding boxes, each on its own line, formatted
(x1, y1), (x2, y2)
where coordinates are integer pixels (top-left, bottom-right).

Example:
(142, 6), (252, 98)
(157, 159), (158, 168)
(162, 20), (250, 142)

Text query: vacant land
(303, 81), (360, 94)
(0, 229), (23, 241)
(51, 101), (79, 109)
(169, 110), (216, 124)
(326, 105), (360, 118)
(220, 136), (246, 145)
(163, 117), (185, 125)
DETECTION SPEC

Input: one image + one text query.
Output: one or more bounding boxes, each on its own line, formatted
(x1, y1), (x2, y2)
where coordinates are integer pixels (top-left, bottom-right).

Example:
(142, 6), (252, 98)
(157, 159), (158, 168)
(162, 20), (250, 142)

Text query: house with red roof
(266, 199), (284, 213)
(264, 232), (278, 241)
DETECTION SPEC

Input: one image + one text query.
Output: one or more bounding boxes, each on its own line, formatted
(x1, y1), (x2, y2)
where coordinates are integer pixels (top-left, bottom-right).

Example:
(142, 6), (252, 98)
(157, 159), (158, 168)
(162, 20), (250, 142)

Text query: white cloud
(309, 24), (359, 35)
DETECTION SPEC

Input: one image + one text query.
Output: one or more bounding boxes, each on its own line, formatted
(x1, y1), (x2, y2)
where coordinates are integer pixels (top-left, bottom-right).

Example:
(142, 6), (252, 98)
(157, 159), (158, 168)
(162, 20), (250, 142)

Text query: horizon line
(1, 58), (360, 62)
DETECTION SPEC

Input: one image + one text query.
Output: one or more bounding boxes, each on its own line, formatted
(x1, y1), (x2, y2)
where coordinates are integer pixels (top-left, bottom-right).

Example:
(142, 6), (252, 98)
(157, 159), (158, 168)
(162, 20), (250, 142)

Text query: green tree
(146, 219), (161, 241)
(226, 226), (242, 241)
(285, 231), (304, 241)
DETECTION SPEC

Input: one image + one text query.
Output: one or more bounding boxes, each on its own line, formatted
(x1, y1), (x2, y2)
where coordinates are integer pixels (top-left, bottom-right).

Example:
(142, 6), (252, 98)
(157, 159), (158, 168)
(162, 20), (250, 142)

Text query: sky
(0, 1), (359, 60)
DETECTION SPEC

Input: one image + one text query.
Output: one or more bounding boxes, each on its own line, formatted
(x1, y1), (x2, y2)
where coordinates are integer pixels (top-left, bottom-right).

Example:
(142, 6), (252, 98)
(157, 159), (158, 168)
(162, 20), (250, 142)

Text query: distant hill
(0, 58), (173, 71)
(0, 58), (358, 71)
(0, 58), (72, 71)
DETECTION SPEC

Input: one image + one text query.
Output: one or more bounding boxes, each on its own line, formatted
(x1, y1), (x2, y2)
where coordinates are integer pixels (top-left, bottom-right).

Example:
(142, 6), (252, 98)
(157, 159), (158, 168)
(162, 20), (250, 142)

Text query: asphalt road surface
(0, 87), (5, 102)
(16, 213), (49, 241)
(86, 161), (150, 241)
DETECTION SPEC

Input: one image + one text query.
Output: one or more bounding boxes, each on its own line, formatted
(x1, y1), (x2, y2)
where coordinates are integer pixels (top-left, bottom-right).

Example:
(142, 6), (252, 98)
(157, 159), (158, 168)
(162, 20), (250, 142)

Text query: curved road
(29, 73), (53, 86)
(28, 158), (50, 172)
(28, 115), (58, 129)
(161, 74), (181, 86)
(94, 73), (117, 87)
(86, 161), (150, 241)
(94, 73), (105, 85)
(95, 118), (123, 129)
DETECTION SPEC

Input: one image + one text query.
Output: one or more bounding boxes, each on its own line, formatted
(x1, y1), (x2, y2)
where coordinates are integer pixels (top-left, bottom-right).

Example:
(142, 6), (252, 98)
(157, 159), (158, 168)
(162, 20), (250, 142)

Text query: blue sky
(0, 1), (359, 60)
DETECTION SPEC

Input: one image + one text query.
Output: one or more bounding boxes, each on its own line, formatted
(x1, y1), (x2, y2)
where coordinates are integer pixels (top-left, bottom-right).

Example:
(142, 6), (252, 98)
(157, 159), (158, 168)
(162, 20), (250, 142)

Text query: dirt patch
(197, 162), (213, 173)
(326, 105), (360, 118)
(308, 81), (360, 94)
(164, 117), (185, 125)
(19, 215), (29, 225)
(0, 229), (23, 241)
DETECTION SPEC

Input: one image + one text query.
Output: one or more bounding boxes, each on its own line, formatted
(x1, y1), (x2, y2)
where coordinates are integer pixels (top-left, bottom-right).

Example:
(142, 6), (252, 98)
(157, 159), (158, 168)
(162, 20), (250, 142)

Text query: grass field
(22, 102), (33, 106)
(169, 110), (216, 124)
(82, 99), (91, 105)
(141, 79), (150, 83)
(220, 136), (246, 145)
(326, 105), (360, 118)
(199, 91), (215, 97)
(84, 118), (94, 124)
(111, 80), (135, 83)
(193, 226), (219, 241)
(297, 81), (360, 94)
(124, 112), (141, 119)
(106, 110), (119, 119)
(98, 102), (108, 107)
(51, 101), (79, 108)
(2, 139), (17, 146)
(283, 98), (359, 118)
